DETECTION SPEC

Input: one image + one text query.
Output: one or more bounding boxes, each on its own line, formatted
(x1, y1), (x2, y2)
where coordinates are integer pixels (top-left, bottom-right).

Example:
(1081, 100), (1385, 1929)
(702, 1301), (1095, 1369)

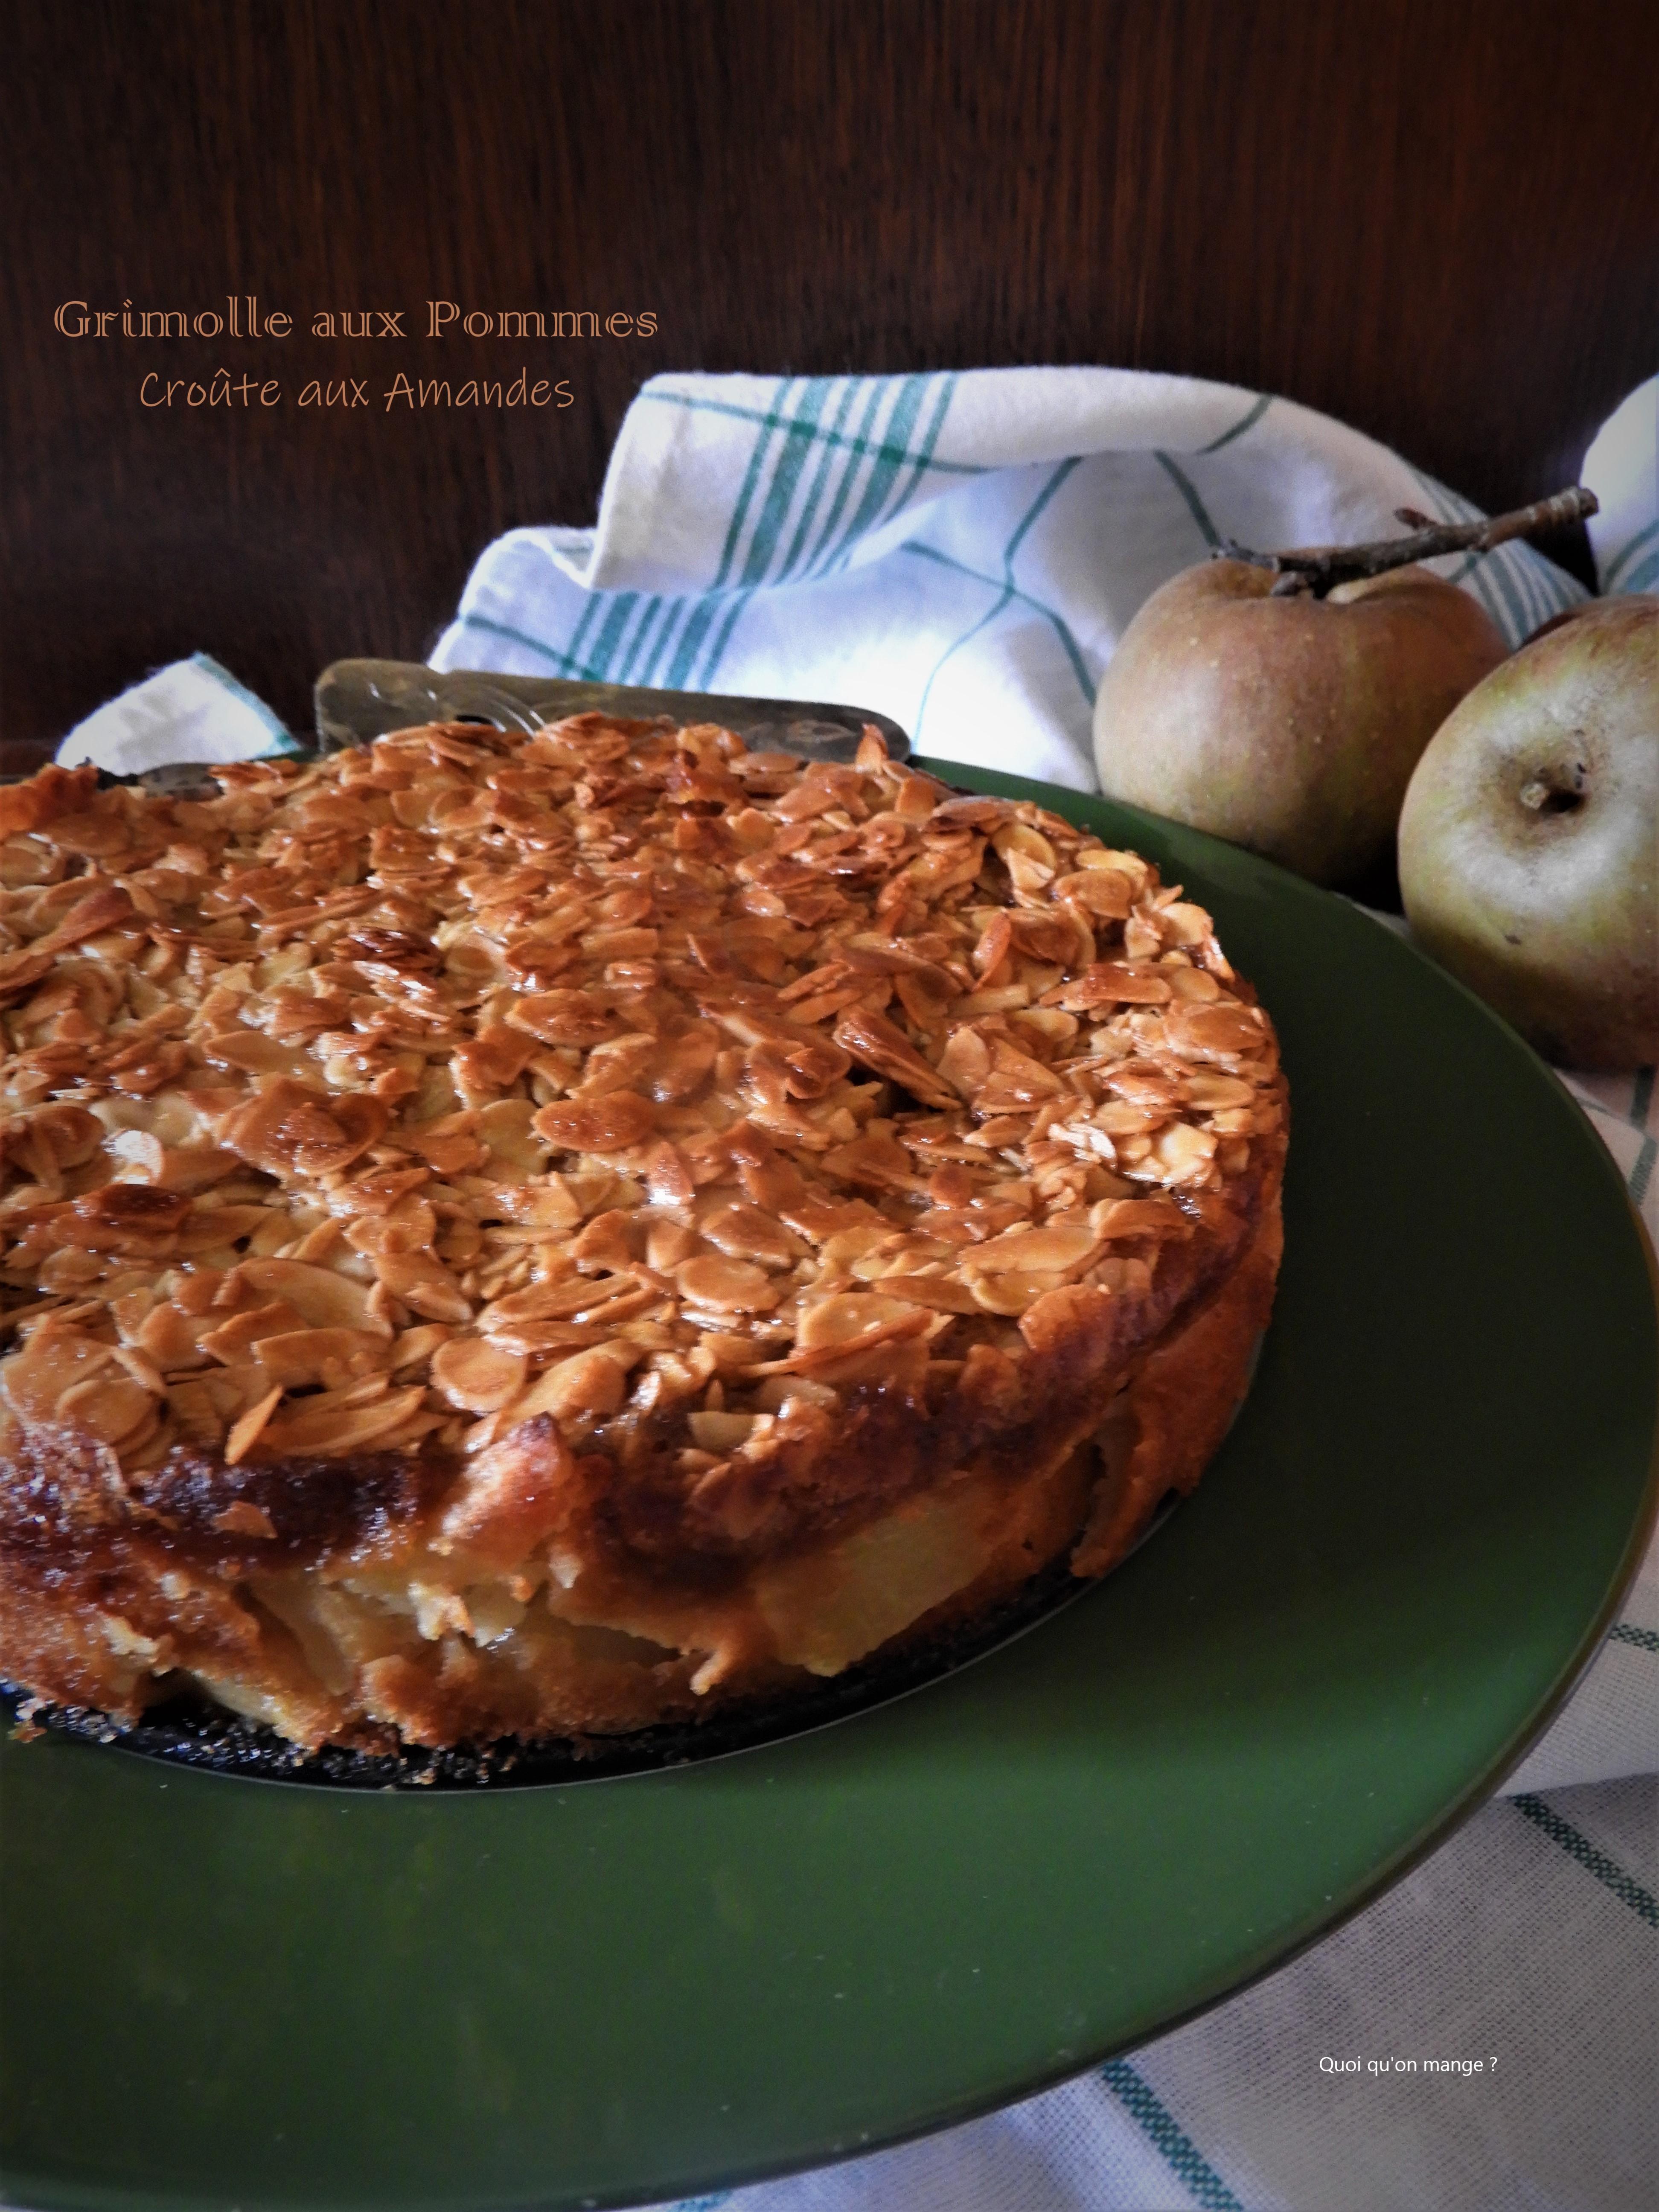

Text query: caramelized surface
(0, 722), (1284, 1748)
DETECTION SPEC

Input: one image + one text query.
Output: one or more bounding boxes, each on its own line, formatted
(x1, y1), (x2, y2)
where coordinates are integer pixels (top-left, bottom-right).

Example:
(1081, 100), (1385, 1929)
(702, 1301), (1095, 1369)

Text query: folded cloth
(53, 370), (1656, 2212)
(1582, 374), (1659, 597)
(55, 650), (297, 774)
(430, 367), (1590, 793)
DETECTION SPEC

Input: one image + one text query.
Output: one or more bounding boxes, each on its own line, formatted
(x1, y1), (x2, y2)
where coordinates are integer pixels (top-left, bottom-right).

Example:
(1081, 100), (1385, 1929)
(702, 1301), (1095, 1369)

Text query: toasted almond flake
(532, 1091), (656, 1154)
(831, 1006), (959, 1110)
(874, 1272), (984, 1314)
(432, 1337), (529, 1413)
(224, 1385), (283, 1464)
(972, 912), (1013, 977)
(968, 1269), (1065, 1316)
(794, 1291), (918, 1351)
(251, 1327), (390, 1388)
(236, 1257), (393, 1337)
(54, 1370), (156, 1445)
(697, 1199), (802, 1270)
(1166, 965), (1222, 1003)
(1150, 1121), (1219, 1183)
(371, 1249), (474, 1324)
(675, 1255), (780, 1313)
(198, 1300), (307, 1363)
(111, 1343), (167, 1395)
(645, 1219), (701, 1272)
(1053, 868), (1135, 919)
(1090, 1196), (1190, 1240)
(503, 1345), (634, 1426)
(1208, 1108), (1256, 1138)
(390, 1323), (454, 1372)
(1163, 1003), (1267, 1060)
(201, 1030), (310, 1076)
(960, 1221), (1100, 1276)
(258, 1384), (428, 1457)
(1093, 1100), (1169, 1136)
(1182, 1072), (1256, 1110)
(0, 1326), (116, 1424)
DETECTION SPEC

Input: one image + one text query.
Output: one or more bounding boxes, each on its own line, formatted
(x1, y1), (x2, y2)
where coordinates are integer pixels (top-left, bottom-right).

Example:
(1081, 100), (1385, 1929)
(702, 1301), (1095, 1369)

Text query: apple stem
(1214, 486), (1600, 599)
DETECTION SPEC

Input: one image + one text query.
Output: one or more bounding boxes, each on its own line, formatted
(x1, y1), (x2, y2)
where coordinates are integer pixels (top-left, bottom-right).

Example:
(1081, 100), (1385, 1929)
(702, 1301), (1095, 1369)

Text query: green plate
(3, 766), (1655, 2212)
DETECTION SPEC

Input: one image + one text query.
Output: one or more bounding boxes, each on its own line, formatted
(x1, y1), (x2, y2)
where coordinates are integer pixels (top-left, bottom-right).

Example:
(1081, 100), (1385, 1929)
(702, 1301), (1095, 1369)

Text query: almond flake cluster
(0, 722), (1283, 1491)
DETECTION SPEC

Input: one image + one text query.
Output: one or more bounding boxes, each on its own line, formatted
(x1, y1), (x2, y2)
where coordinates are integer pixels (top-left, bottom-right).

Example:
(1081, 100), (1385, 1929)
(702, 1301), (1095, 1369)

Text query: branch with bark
(1214, 486), (1599, 599)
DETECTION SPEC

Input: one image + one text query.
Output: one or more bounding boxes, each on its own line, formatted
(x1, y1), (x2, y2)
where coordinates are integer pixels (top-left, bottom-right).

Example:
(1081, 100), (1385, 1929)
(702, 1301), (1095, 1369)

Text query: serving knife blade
(313, 659), (911, 765)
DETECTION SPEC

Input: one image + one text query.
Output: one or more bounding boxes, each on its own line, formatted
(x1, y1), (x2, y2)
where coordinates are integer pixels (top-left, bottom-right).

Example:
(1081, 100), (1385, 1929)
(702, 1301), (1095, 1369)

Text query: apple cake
(0, 718), (1286, 1757)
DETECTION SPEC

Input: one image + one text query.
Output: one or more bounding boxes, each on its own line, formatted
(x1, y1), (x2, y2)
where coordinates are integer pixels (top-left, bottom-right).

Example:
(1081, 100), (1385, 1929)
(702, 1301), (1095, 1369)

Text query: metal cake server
(313, 659), (911, 764)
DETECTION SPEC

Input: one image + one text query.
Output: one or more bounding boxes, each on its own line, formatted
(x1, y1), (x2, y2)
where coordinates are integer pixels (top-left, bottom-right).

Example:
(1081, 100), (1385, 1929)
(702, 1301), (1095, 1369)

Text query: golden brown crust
(0, 718), (1286, 1750)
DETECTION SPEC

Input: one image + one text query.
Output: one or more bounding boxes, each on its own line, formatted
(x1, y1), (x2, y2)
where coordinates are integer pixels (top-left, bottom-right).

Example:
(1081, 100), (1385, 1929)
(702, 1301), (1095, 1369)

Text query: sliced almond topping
(56, 1371), (156, 1446)
(224, 1386), (284, 1465)
(258, 1384), (429, 1457)
(432, 1337), (529, 1413)
(0, 1326), (116, 1425)
(675, 1255), (780, 1313)
(198, 1301), (307, 1363)
(504, 1345), (634, 1426)
(236, 1257), (393, 1338)
(371, 1250), (474, 1324)
(1148, 1121), (1220, 1184)
(532, 1091), (656, 1154)
(1090, 1196), (1190, 1240)
(1163, 1003), (1268, 1061)
(1182, 1072), (1256, 1110)
(960, 1221), (1100, 1276)
(832, 1006), (958, 1110)
(1053, 867), (1134, 919)
(968, 1270), (1065, 1316)
(1048, 961), (1173, 1011)
(507, 989), (623, 1048)
(794, 1291), (920, 1351)
(252, 1327), (390, 1388)
(697, 1200), (801, 1270)
(222, 1080), (388, 1178)
(201, 1030), (311, 1077)
(874, 1273), (984, 1314)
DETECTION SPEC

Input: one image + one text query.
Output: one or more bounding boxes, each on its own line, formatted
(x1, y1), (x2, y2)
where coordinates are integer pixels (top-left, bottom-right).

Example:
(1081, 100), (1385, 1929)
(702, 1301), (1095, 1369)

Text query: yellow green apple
(1398, 595), (1658, 1069)
(1092, 561), (1508, 885)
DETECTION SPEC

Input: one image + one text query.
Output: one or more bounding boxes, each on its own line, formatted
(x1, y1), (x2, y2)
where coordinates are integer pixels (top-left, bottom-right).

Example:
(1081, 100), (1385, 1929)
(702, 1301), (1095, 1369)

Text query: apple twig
(1214, 486), (1599, 599)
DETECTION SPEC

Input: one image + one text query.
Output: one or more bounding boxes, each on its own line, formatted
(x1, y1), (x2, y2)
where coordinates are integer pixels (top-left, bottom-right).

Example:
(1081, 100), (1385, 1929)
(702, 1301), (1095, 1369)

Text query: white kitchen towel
(1582, 374), (1659, 598)
(429, 367), (1592, 795)
(55, 650), (297, 774)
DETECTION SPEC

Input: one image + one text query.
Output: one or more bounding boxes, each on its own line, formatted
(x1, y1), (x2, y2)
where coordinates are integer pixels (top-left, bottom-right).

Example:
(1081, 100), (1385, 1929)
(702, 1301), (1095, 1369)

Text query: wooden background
(4, 0), (1656, 762)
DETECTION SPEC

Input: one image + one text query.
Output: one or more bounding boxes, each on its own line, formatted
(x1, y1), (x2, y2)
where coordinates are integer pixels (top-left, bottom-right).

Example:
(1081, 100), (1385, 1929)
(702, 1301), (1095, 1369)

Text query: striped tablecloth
(61, 369), (1658, 2212)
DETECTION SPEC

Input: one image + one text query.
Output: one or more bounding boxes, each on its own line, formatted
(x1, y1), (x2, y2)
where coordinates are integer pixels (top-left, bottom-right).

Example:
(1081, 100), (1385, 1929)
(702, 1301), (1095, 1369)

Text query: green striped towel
(430, 367), (1594, 794)
(1584, 375), (1659, 597)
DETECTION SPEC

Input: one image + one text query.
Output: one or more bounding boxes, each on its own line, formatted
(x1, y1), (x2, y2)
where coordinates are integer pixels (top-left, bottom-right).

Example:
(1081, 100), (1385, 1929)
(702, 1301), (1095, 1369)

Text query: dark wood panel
(3, 0), (1656, 752)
